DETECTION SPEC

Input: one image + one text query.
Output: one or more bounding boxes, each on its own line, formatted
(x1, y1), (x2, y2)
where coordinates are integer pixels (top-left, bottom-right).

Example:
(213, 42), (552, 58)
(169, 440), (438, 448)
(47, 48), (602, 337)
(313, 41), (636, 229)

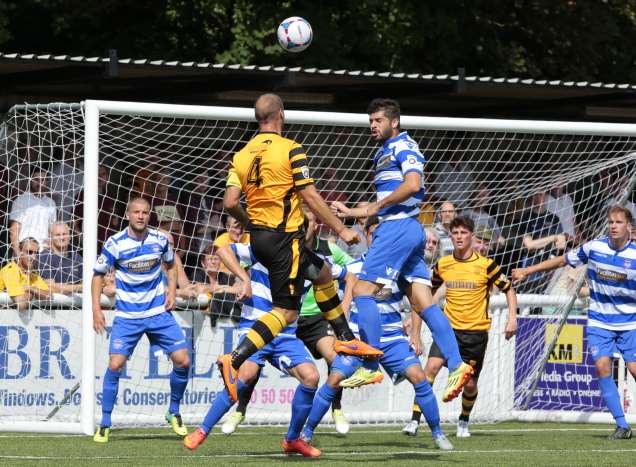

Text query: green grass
(0, 422), (634, 466)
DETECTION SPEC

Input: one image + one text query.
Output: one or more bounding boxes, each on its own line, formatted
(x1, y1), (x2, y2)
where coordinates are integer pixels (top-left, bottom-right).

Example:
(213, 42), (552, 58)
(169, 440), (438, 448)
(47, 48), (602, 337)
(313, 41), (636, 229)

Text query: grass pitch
(1, 422), (634, 466)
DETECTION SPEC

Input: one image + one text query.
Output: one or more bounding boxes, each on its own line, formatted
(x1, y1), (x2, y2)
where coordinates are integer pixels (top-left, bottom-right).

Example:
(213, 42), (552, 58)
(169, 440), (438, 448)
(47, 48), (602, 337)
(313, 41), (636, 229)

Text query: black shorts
(297, 314), (331, 359)
(250, 227), (324, 310)
(428, 329), (489, 378)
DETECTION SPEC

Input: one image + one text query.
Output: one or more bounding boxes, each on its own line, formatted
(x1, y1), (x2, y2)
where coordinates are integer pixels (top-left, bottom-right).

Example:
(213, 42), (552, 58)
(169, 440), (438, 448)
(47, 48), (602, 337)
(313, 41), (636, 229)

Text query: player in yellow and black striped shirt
(418, 216), (517, 438)
(216, 94), (380, 409)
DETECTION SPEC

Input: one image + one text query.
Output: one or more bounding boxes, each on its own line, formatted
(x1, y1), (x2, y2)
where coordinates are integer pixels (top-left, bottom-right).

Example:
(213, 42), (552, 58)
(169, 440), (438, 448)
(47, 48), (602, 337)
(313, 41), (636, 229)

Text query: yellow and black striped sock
(231, 310), (286, 369)
(314, 281), (354, 341)
(459, 388), (478, 422)
(411, 401), (422, 423)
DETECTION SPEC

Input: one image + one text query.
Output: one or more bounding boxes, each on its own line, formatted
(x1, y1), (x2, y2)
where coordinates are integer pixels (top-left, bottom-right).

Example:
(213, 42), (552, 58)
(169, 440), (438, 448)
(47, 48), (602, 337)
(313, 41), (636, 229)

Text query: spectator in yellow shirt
(213, 215), (249, 273)
(0, 237), (51, 311)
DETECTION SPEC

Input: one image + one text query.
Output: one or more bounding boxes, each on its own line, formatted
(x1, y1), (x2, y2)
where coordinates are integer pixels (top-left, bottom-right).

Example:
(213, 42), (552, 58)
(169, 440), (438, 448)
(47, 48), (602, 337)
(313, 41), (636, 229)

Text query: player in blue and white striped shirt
(91, 197), (190, 443)
(331, 98), (472, 400)
(513, 205), (636, 440)
(301, 215), (453, 451)
(184, 241), (355, 457)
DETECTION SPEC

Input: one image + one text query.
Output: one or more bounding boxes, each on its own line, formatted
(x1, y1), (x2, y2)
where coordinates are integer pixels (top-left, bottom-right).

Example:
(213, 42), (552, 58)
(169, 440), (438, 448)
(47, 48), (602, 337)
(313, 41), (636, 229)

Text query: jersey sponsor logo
(596, 268), (627, 282)
(625, 260), (632, 269)
(152, 244), (162, 253)
(446, 280), (478, 290)
(127, 258), (159, 273)
(376, 155), (393, 170)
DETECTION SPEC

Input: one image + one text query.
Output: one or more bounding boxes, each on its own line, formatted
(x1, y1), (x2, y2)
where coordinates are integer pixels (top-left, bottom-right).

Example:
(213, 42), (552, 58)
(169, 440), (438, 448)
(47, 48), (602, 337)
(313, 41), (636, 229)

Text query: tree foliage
(2, 0), (636, 81)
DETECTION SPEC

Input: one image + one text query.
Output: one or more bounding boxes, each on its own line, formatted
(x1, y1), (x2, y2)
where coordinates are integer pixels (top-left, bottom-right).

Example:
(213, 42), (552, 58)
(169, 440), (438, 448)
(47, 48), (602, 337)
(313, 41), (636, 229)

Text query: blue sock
(420, 304), (462, 370)
(286, 384), (317, 441)
(200, 380), (248, 434)
(414, 380), (442, 437)
(303, 384), (337, 440)
(169, 366), (189, 415)
(100, 368), (121, 428)
(354, 295), (381, 371)
(598, 376), (629, 429)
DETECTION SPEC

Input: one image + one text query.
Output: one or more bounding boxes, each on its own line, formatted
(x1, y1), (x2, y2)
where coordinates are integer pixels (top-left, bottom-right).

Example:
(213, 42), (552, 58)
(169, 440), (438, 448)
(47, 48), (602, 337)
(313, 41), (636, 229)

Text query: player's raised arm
(511, 255), (566, 283)
(223, 175), (249, 228)
(216, 245), (252, 301)
(297, 184), (359, 245)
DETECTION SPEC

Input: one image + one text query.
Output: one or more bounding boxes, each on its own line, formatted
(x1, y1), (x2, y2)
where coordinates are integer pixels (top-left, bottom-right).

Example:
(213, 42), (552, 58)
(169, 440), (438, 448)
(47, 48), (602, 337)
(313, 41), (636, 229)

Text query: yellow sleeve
(226, 166), (242, 189)
(289, 144), (314, 188)
(2, 267), (25, 298)
(31, 273), (49, 292)
(213, 233), (230, 248)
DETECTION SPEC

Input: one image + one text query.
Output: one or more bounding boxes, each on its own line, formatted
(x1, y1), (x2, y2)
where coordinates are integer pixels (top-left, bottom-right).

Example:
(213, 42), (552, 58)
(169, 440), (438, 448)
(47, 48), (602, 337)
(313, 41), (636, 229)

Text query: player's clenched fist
(510, 268), (528, 283)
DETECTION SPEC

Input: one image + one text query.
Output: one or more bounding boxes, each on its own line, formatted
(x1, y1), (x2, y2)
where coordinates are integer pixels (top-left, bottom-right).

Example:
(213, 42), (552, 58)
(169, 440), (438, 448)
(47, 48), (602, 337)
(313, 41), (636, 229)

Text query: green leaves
(1, 0), (636, 81)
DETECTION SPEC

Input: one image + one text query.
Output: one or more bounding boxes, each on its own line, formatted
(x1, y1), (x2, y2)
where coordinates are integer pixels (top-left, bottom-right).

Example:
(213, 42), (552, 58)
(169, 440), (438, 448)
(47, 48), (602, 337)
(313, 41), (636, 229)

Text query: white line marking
(1, 448), (636, 460)
(0, 427), (612, 438)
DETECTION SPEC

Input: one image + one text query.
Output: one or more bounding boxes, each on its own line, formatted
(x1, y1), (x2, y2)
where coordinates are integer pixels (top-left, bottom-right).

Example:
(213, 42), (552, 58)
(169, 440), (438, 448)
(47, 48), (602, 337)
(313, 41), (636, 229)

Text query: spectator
(197, 197), (225, 254)
(545, 183), (577, 239)
(599, 168), (636, 220)
(463, 184), (505, 244)
(473, 225), (494, 256)
(0, 237), (51, 311)
(431, 151), (477, 209)
(152, 171), (187, 257)
(213, 215), (250, 273)
(424, 227), (441, 265)
(9, 168), (57, 257)
(181, 170), (218, 253)
(336, 201), (369, 259)
(435, 200), (457, 257)
(75, 164), (122, 251)
(320, 168), (349, 204)
(418, 199), (436, 226)
(50, 144), (84, 223)
(37, 221), (83, 294)
(195, 244), (242, 327)
(517, 192), (566, 293)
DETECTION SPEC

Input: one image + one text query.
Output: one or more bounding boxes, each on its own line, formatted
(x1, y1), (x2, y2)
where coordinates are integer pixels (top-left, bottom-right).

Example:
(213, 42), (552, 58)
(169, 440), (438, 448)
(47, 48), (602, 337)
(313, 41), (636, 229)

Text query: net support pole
(80, 101), (99, 435)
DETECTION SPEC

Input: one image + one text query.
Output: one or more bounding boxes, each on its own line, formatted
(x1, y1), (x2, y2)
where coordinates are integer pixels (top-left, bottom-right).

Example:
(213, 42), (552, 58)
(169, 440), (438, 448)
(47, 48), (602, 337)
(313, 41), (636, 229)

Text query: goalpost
(0, 99), (635, 434)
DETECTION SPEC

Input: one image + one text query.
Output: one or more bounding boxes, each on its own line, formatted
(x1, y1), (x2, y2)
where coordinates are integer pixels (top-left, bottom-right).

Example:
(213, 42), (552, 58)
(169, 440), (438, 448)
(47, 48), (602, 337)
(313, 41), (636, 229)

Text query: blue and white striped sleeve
(565, 242), (590, 267)
(162, 235), (175, 265)
(395, 144), (425, 177)
(231, 243), (254, 267)
(94, 238), (117, 274)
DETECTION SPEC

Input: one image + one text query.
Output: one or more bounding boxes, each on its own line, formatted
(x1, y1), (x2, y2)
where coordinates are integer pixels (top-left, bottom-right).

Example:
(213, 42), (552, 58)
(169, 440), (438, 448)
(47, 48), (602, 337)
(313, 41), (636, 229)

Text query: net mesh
(1, 102), (635, 427)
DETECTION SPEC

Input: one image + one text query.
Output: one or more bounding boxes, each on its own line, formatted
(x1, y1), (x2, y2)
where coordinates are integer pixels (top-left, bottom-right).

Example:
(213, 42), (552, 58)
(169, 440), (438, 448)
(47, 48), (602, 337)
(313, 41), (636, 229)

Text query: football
(277, 16), (313, 53)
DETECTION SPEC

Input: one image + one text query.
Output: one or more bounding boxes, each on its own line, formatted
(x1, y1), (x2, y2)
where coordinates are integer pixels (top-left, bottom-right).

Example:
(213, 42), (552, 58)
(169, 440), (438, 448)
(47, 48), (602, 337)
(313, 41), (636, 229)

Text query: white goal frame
(4, 99), (636, 434)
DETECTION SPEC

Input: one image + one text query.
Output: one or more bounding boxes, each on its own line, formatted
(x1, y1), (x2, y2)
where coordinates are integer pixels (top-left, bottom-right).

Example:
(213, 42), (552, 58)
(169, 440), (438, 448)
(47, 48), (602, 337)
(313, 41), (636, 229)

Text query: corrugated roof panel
(2, 52), (636, 91)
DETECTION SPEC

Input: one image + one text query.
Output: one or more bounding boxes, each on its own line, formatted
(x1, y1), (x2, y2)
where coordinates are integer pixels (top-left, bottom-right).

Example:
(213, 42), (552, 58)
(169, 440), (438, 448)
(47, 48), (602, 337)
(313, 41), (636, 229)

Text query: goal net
(1, 100), (635, 433)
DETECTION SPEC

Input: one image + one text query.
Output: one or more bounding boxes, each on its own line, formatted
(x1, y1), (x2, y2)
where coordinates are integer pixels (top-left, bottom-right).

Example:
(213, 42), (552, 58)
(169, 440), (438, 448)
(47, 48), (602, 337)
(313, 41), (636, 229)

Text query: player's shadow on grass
(248, 452), (445, 463)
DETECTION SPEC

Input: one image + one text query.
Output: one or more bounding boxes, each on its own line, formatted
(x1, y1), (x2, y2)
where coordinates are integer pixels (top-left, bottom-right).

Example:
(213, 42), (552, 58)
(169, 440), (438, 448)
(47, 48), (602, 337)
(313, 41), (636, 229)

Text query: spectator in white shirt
(9, 168), (57, 257)
(545, 184), (577, 239)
